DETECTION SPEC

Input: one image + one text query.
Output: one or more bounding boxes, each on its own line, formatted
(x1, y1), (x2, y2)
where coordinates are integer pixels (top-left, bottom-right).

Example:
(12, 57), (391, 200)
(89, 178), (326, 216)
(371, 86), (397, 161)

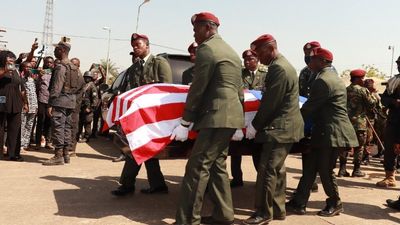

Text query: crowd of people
(1, 10), (400, 225)
(0, 38), (104, 165)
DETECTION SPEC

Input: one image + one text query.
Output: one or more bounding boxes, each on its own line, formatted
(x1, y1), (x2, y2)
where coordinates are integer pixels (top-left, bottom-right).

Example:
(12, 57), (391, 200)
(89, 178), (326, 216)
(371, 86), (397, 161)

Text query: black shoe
(286, 200), (306, 215)
(200, 216), (234, 225)
(351, 169), (366, 177)
(386, 198), (400, 210)
(337, 169), (350, 177)
(311, 182), (318, 192)
(112, 154), (126, 162)
(318, 204), (343, 217)
(230, 179), (244, 188)
(8, 156), (24, 162)
(140, 186), (168, 194)
(272, 214), (286, 220)
(111, 186), (135, 197)
(242, 213), (271, 225)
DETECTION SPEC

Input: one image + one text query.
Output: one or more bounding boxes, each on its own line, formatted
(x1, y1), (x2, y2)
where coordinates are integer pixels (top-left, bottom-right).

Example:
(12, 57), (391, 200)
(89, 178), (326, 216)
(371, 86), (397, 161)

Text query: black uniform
(78, 81), (99, 141)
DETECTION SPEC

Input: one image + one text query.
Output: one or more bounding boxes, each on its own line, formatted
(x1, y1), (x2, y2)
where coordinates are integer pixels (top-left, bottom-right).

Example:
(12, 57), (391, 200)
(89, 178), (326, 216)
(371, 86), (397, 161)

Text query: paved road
(1, 136), (399, 225)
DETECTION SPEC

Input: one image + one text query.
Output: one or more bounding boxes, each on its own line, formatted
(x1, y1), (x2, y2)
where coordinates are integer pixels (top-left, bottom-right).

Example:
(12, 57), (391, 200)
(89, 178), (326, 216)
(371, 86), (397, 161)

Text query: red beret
(131, 33), (149, 42)
(242, 49), (257, 59)
(191, 12), (220, 26)
(187, 42), (198, 53)
(310, 47), (333, 62)
(250, 34), (276, 50)
(350, 69), (366, 77)
(303, 41), (321, 51)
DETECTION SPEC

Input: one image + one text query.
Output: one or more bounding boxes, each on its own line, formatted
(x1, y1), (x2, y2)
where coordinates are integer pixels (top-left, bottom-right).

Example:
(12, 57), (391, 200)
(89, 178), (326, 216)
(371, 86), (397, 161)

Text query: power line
(2, 26), (186, 53)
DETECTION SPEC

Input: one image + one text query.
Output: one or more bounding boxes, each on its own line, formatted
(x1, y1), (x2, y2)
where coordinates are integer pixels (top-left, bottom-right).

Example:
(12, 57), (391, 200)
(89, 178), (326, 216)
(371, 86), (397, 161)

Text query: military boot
(63, 149), (70, 164)
(352, 163), (366, 177)
(376, 170), (396, 187)
(337, 158), (350, 177)
(362, 153), (370, 165)
(42, 149), (64, 166)
(387, 197), (400, 211)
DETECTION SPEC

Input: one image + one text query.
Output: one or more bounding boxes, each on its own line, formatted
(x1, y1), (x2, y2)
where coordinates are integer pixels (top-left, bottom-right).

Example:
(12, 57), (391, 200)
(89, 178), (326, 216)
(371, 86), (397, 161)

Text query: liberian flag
(104, 83), (306, 164)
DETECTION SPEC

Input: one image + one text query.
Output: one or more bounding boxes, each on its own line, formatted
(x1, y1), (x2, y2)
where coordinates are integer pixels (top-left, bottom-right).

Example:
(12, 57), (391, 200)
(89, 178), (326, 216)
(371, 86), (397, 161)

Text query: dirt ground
(1, 136), (400, 225)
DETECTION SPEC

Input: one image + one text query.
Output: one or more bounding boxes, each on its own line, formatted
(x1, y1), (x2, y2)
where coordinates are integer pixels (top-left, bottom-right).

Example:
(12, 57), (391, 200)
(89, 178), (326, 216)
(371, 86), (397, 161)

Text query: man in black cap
(43, 37), (80, 166)
(111, 33), (172, 196)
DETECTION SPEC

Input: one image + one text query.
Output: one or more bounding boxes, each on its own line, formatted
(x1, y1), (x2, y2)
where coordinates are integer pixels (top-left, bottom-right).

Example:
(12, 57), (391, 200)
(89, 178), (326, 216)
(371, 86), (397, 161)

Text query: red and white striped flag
(104, 83), (260, 164)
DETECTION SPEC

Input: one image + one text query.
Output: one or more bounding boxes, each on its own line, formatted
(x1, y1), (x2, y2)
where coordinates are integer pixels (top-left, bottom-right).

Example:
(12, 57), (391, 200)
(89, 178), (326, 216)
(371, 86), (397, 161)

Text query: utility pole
(389, 45), (395, 78)
(136, 0), (150, 33)
(102, 27), (111, 83)
(42, 0), (54, 56)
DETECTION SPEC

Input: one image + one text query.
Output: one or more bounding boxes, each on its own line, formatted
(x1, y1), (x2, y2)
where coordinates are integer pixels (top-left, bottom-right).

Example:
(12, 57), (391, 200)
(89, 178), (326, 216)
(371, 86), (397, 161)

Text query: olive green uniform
(119, 53), (172, 191)
(175, 34), (244, 225)
(251, 54), (303, 219)
(292, 67), (358, 208)
(230, 66), (267, 184)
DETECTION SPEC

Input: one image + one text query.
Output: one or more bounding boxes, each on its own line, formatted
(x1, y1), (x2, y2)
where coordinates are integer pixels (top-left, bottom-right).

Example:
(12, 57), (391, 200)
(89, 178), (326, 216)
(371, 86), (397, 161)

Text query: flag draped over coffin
(104, 83), (306, 164)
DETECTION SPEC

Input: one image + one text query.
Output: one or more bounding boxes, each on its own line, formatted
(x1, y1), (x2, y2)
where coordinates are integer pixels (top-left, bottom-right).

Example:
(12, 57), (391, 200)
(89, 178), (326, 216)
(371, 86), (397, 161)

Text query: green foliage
(361, 64), (386, 78)
(340, 65), (386, 79)
(100, 59), (119, 84)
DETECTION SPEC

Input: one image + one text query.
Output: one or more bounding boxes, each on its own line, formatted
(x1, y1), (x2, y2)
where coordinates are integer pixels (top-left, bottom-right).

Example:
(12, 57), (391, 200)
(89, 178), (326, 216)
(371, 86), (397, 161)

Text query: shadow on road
(40, 175), (182, 224)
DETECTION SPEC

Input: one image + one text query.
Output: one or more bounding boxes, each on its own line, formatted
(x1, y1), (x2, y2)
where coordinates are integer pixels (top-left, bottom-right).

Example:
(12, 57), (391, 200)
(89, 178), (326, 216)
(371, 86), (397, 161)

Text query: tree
(100, 59), (119, 84)
(340, 65), (386, 79)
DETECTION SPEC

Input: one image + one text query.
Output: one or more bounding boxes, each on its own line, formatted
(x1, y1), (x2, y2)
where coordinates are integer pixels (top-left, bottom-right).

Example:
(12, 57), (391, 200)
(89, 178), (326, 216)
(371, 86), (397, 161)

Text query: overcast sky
(1, 0), (399, 77)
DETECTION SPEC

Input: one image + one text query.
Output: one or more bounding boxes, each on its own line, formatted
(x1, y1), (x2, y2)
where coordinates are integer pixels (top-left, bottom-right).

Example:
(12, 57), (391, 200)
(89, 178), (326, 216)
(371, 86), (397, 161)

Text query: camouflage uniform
(345, 83), (376, 171)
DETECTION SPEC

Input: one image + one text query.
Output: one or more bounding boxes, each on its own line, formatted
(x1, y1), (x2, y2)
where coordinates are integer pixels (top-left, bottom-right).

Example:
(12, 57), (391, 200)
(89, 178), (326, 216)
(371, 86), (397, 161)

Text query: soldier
(67, 58), (85, 157)
(230, 49), (266, 188)
(286, 48), (358, 217)
(181, 42), (197, 85)
(172, 12), (244, 225)
(299, 41), (320, 98)
(363, 78), (381, 164)
(295, 41), (321, 194)
(377, 56), (400, 188)
(78, 71), (99, 143)
(243, 34), (303, 225)
(337, 69), (376, 177)
(111, 33), (171, 196)
(42, 37), (80, 166)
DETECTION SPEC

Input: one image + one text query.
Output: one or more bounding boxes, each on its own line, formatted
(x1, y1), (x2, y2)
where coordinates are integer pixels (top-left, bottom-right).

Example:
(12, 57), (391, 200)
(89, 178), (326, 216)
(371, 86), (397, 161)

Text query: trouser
(293, 147), (341, 207)
(68, 109), (80, 152)
(21, 112), (36, 148)
(119, 156), (167, 189)
(353, 130), (367, 164)
(254, 141), (292, 219)
(78, 111), (93, 139)
(92, 106), (101, 135)
(230, 143), (261, 182)
(51, 107), (73, 150)
(0, 112), (21, 158)
(384, 123), (399, 171)
(35, 102), (51, 146)
(176, 128), (235, 225)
